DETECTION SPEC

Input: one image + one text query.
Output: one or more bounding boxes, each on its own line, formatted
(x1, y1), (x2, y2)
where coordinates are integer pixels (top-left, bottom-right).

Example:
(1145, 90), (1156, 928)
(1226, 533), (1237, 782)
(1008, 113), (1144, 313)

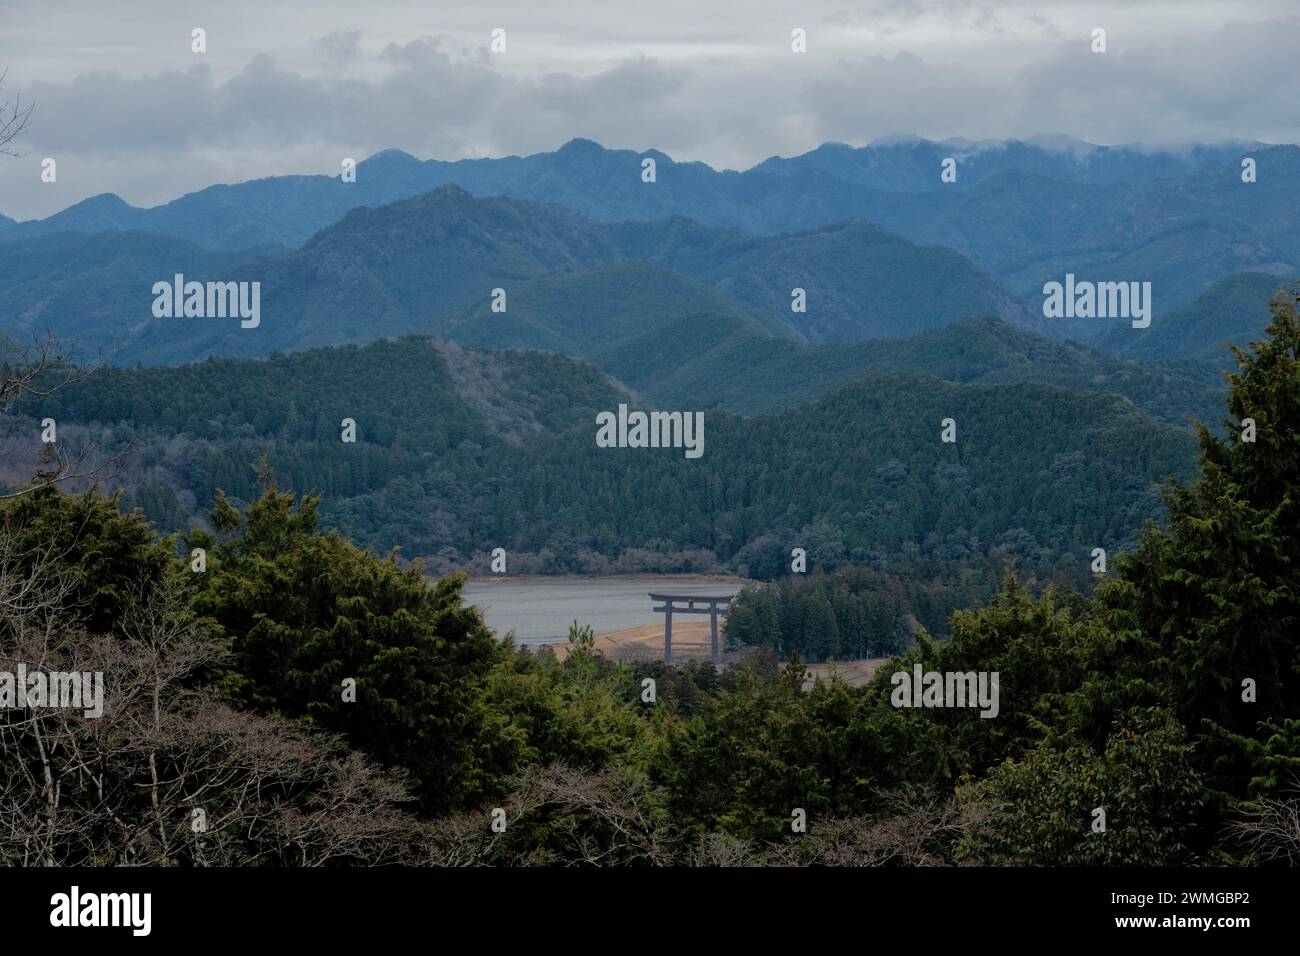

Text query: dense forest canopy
(2, 289), (1297, 867)
(0, 329), (1197, 652)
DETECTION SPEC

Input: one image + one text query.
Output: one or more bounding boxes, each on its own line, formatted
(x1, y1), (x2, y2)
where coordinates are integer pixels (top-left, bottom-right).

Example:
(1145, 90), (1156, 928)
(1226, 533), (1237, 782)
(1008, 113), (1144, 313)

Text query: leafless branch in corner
(0, 331), (96, 414)
(0, 331), (131, 501)
(1229, 783), (1300, 866)
(0, 69), (33, 158)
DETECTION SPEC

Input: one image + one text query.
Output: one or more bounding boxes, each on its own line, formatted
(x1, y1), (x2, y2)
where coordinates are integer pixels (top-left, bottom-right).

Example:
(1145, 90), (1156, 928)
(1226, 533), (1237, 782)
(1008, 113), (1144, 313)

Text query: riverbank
(461, 574), (753, 645)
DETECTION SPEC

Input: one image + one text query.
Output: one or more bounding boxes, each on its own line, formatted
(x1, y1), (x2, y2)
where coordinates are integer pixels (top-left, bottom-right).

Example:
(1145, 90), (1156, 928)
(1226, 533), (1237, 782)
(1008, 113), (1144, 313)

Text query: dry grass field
(540, 623), (889, 690)
(544, 620), (720, 663)
(803, 658), (888, 689)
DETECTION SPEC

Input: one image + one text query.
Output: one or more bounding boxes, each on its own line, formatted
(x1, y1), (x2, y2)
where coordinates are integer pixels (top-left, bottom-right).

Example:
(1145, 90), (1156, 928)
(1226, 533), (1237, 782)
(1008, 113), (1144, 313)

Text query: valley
(0, 136), (1290, 662)
(462, 574), (746, 646)
(5, 0), (1300, 884)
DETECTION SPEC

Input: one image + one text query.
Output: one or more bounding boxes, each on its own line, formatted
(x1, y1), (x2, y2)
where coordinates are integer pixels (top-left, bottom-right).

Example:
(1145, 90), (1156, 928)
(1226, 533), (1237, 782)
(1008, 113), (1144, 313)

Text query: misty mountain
(6, 137), (1294, 318)
(0, 186), (1034, 364)
(6, 136), (1274, 249)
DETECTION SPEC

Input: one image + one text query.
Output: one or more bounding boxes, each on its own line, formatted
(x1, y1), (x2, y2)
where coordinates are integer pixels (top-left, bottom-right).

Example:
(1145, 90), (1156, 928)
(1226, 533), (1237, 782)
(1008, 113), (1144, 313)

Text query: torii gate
(649, 593), (732, 666)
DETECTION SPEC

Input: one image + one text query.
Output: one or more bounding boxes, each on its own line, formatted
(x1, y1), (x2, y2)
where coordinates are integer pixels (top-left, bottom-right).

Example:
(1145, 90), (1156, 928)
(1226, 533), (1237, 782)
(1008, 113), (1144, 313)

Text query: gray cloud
(803, 51), (1007, 143)
(0, 0), (1296, 219)
(1017, 17), (1300, 146)
(313, 30), (362, 69)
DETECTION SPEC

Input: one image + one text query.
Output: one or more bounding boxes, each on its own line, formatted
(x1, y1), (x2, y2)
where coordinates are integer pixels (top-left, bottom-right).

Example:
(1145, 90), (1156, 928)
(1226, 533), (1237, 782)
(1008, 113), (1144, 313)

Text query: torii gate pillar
(649, 593), (732, 668)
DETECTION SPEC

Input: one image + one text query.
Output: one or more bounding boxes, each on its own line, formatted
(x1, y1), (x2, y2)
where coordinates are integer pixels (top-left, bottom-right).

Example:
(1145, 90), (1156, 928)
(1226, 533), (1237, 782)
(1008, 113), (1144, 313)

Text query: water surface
(462, 576), (747, 645)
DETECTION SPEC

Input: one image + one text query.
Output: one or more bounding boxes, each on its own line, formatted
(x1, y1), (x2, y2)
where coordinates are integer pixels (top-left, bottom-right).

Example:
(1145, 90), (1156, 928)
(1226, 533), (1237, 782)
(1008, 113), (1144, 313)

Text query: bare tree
(0, 70), (127, 500)
(0, 329), (128, 501)
(1229, 785), (1300, 865)
(688, 831), (762, 867)
(424, 765), (672, 867)
(0, 527), (85, 638)
(762, 789), (978, 867)
(0, 335), (87, 416)
(0, 537), (427, 866)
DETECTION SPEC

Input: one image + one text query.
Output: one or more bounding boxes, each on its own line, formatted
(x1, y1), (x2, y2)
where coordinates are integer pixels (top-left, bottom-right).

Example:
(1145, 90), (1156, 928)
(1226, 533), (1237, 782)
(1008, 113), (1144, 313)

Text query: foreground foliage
(1, 294), (1298, 865)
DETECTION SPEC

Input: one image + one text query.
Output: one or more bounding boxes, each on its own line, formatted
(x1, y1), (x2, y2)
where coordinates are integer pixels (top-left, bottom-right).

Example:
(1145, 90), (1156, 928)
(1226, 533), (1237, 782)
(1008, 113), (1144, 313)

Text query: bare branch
(1229, 785), (1300, 865)
(0, 331), (131, 501)
(0, 69), (33, 158)
(0, 332), (96, 416)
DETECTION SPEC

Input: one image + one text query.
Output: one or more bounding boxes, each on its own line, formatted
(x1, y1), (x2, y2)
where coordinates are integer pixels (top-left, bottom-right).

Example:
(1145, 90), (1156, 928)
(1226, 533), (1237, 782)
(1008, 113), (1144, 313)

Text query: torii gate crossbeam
(649, 593), (732, 666)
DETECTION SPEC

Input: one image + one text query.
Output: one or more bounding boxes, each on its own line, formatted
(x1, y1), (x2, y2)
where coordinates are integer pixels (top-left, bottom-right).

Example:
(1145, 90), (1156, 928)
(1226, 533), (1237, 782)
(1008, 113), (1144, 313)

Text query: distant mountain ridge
(0, 185), (1039, 365)
(750, 136), (1267, 191)
(5, 136), (1273, 247)
(4, 136), (1294, 319)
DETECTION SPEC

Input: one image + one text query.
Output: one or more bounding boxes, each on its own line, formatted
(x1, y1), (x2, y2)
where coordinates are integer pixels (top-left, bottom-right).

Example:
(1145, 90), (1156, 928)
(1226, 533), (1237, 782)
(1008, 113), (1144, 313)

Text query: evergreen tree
(186, 484), (522, 814)
(0, 487), (171, 633)
(1103, 289), (1300, 795)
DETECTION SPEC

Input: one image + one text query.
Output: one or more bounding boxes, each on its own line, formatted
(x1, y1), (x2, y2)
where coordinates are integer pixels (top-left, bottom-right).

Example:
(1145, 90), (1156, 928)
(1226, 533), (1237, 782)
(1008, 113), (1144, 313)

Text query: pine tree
(1105, 288), (1300, 794)
(781, 650), (809, 693)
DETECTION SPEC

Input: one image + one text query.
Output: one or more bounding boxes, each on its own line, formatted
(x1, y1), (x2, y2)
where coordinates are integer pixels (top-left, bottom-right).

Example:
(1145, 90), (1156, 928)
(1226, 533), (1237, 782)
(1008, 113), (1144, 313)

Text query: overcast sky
(1, 0), (1297, 219)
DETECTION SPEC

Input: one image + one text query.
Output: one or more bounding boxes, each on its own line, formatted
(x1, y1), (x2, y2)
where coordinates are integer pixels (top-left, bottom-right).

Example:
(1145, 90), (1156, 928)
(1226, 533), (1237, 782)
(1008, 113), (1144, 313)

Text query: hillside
(1093, 271), (1294, 367)
(624, 217), (1039, 340)
(0, 187), (1034, 364)
(436, 259), (797, 355)
(458, 372), (1193, 578)
(0, 230), (287, 355)
(7, 336), (628, 531)
(8, 337), (1193, 585)
(607, 314), (1225, 425)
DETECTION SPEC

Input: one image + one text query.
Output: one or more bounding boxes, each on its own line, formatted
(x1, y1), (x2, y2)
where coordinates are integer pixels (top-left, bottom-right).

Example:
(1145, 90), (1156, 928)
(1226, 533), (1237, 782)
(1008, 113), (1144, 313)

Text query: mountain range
(1, 133), (1283, 601)
(1, 136), (1294, 373)
(7, 136), (1297, 298)
(0, 184), (1043, 365)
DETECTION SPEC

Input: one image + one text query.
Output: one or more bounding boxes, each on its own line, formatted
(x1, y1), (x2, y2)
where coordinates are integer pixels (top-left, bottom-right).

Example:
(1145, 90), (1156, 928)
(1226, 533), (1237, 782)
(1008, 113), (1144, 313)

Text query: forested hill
(1094, 271), (1293, 367)
(11, 337), (627, 530)
(604, 313), (1226, 424)
(11, 334), (1194, 586)
(0, 186), (1037, 365)
(464, 372), (1192, 579)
